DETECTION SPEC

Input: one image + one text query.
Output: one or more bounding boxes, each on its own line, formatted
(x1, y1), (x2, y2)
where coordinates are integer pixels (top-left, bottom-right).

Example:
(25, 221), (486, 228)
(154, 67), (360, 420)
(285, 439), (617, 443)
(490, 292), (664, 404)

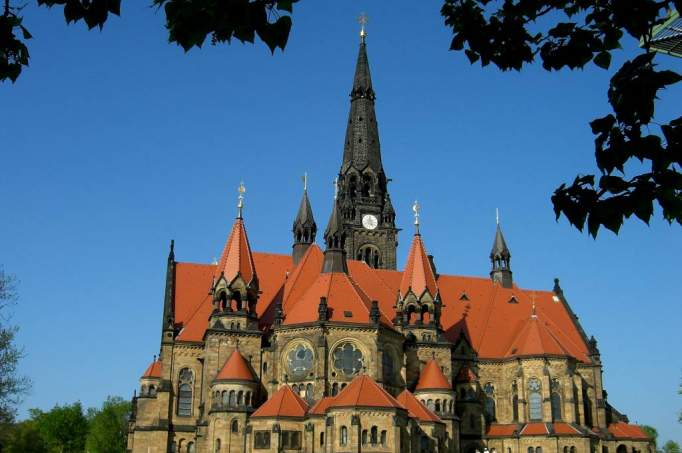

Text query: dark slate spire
(322, 195), (348, 274)
(341, 40), (383, 173)
(490, 212), (513, 288)
(160, 239), (176, 347)
(292, 175), (317, 266)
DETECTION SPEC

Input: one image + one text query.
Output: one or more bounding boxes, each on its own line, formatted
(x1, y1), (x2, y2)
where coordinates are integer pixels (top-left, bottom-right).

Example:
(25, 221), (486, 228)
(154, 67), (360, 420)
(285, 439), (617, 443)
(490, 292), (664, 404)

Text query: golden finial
(358, 12), (368, 43)
(237, 181), (246, 218)
(412, 200), (420, 233)
(531, 292), (537, 319)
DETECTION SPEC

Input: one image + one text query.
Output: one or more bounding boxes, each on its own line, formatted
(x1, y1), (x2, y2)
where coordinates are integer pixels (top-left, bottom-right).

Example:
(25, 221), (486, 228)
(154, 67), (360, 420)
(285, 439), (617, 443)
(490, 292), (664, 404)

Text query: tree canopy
(85, 396), (130, 453)
(1, 0), (680, 237)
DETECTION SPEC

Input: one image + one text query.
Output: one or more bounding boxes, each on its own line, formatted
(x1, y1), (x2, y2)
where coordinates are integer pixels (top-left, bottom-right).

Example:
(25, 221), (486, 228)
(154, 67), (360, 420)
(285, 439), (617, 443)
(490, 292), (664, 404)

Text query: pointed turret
(322, 195), (348, 274)
(490, 211), (513, 288)
(292, 175), (317, 266)
(396, 202), (442, 331)
(211, 183), (259, 318)
(160, 239), (176, 348)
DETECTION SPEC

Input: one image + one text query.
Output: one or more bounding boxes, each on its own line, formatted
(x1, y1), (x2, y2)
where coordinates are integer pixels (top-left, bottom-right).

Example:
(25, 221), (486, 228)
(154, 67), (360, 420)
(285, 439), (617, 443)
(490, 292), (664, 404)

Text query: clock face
(362, 214), (378, 230)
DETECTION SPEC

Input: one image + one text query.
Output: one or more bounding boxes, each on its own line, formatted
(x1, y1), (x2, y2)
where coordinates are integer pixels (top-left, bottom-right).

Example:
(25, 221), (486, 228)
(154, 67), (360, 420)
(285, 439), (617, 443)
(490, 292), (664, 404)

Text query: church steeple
(490, 210), (513, 288)
(335, 32), (398, 270)
(292, 174), (316, 266)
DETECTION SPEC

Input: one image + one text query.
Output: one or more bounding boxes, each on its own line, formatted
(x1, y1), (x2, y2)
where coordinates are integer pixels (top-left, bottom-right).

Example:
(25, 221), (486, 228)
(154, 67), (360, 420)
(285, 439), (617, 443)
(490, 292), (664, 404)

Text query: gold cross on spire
(237, 181), (246, 218)
(358, 12), (368, 42)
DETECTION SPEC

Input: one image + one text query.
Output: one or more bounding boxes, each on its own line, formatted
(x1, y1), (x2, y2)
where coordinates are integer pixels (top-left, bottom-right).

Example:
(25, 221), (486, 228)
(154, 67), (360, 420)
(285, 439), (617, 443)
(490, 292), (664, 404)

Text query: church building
(126, 29), (653, 453)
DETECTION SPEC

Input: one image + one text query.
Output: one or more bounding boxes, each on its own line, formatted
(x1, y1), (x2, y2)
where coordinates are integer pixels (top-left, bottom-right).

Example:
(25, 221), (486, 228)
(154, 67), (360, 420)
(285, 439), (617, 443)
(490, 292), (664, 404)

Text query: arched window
(361, 429), (368, 445)
(320, 432), (325, 446)
(231, 420), (239, 433)
(228, 390), (236, 406)
(237, 390), (243, 406)
(550, 378), (562, 421)
(582, 385), (593, 427)
(245, 392), (251, 407)
(331, 383), (339, 396)
(221, 390), (228, 406)
(380, 430), (387, 446)
(617, 447), (628, 453)
(357, 244), (381, 269)
(370, 426), (378, 445)
(435, 399), (441, 412)
(332, 342), (364, 377)
(187, 442), (195, 453)
(528, 448), (534, 453)
(340, 426), (348, 446)
(484, 382), (496, 422)
(427, 399), (434, 411)
(287, 344), (314, 380)
(570, 447), (576, 453)
(177, 368), (193, 416)
(536, 448), (542, 453)
(564, 447), (569, 453)
(214, 439), (221, 453)
(305, 383), (314, 402)
(528, 378), (542, 421)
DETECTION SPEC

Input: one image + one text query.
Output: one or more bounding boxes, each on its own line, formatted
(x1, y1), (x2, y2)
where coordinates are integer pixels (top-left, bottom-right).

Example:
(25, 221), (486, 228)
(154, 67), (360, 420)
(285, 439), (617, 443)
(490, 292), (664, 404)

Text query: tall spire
(322, 195), (348, 274)
(490, 210), (513, 288)
(341, 35), (382, 173)
(160, 239), (175, 347)
(292, 173), (317, 265)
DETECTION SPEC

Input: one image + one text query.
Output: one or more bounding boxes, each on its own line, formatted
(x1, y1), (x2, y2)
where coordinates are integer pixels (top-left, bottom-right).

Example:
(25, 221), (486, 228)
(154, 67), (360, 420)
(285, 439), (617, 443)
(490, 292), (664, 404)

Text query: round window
(287, 344), (314, 380)
(333, 342), (364, 377)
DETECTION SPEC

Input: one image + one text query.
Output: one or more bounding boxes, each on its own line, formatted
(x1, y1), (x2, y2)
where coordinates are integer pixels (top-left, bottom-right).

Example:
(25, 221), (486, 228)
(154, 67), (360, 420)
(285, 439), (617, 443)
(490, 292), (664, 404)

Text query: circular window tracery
(333, 342), (364, 377)
(287, 344), (314, 380)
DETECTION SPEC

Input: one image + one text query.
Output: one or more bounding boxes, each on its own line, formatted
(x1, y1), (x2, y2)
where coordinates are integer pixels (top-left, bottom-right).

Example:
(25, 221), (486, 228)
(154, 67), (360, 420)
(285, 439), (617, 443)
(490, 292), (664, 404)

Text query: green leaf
(593, 51), (611, 70)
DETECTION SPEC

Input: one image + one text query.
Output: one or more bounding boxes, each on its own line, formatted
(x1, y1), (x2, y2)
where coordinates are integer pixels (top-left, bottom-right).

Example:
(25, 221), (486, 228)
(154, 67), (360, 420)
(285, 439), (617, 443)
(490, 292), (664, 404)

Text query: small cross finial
(496, 208), (500, 225)
(531, 292), (537, 319)
(237, 181), (246, 218)
(358, 12), (368, 42)
(302, 172), (308, 191)
(333, 177), (339, 200)
(412, 200), (420, 233)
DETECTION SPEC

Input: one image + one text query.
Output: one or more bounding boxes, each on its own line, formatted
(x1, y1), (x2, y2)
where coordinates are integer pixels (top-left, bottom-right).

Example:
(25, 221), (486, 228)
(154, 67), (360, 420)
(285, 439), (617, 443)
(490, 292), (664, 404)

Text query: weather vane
(358, 12), (368, 42)
(333, 177), (339, 200)
(237, 181), (246, 218)
(412, 200), (420, 233)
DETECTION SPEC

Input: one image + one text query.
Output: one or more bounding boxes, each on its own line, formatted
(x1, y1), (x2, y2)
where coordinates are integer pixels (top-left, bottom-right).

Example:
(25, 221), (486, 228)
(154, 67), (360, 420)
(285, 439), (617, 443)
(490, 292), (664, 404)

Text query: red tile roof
(215, 218), (256, 284)
(308, 396), (336, 416)
(486, 424), (519, 437)
(520, 423), (549, 436)
(552, 422), (581, 435)
(251, 385), (309, 418)
(215, 350), (256, 382)
(141, 360), (162, 378)
(171, 234), (590, 362)
(415, 360), (451, 391)
(284, 272), (392, 328)
(397, 390), (441, 423)
(329, 375), (404, 409)
(607, 422), (651, 440)
(400, 234), (438, 297)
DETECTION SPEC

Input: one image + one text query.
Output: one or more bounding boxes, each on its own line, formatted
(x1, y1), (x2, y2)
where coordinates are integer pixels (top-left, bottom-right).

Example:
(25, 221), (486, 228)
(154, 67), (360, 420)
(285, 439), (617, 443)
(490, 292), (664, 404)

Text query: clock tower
(335, 33), (398, 270)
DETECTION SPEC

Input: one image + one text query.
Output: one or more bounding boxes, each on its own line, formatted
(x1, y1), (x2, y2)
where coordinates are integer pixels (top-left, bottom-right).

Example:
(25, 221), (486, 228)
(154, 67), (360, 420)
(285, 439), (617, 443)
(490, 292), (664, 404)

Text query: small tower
(209, 182), (260, 331)
(395, 201), (443, 341)
(292, 173), (316, 266)
(490, 210), (513, 288)
(322, 190), (348, 274)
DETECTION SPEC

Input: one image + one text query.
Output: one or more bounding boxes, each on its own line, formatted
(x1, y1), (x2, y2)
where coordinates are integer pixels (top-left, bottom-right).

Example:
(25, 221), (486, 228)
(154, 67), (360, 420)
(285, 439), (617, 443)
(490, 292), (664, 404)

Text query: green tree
(85, 396), (131, 453)
(1, 1), (680, 237)
(31, 402), (89, 453)
(2, 420), (49, 453)
(0, 268), (30, 424)
(663, 440), (682, 453)
(641, 425), (659, 448)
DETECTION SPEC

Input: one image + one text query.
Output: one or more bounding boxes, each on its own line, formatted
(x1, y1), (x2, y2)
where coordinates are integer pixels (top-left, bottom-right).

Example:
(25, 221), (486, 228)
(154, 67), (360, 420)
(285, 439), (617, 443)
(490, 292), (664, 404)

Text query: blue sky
(1, 0), (680, 443)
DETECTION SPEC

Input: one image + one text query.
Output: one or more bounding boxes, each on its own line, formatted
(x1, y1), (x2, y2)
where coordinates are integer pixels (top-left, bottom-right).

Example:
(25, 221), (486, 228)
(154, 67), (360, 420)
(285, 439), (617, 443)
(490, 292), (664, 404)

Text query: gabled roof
(141, 360), (162, 378)
(308, 396), (336, 416)
(214, 351), (256, 382)
(329, 375), (404, 409)
(284, 272), (392, 328)
(607, 422), (651, 440)
(455, 366), (477, 383)
(415, 360), (451, 391)
(251, 385), (309, 418)
(487, 423), (583, 438)
(520, 422), (549, 436)
(215, 217), (256, 284)
(505, 313), (571, 358)
(396, 390), (441, 423)
(400, 233), (438, 298)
